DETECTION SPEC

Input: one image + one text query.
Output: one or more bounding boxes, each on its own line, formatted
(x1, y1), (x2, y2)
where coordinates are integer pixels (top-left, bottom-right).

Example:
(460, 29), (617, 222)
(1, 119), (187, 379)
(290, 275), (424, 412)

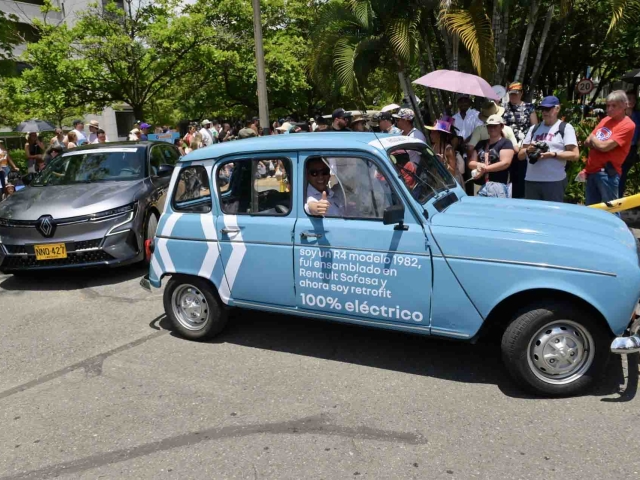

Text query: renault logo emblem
(36, 215), (56, 238)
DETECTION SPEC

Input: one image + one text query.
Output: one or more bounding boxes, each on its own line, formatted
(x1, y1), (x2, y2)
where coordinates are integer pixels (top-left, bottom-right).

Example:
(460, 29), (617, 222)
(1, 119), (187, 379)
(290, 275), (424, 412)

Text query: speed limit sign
(576, 78), (594, 95)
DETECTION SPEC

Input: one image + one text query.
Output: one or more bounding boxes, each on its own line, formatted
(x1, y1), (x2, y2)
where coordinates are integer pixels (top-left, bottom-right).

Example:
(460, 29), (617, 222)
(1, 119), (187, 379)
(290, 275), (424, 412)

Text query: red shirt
(586, 116), (635, 174)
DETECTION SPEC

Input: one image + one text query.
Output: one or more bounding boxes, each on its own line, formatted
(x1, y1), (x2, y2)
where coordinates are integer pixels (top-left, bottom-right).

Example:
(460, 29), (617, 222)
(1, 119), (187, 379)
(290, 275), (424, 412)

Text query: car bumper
(0, 211), (143, 272)
(610, 307), (640, 354)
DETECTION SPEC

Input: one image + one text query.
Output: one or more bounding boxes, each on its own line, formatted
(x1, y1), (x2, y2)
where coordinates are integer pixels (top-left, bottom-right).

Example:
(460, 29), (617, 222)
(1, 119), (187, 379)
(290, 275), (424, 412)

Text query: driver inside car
(304, 158), (345, 217)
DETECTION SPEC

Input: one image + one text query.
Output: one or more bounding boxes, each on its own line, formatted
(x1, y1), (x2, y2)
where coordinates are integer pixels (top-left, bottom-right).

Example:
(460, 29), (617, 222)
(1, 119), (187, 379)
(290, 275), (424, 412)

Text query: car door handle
(300, 232), (323, 239)
(221, 227), (243, 234)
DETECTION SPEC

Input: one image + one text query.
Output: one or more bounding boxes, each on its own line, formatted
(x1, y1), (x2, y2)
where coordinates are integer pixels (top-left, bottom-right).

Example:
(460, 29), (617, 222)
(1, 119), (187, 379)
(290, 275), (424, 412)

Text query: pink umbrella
(413, 70), (499, 101)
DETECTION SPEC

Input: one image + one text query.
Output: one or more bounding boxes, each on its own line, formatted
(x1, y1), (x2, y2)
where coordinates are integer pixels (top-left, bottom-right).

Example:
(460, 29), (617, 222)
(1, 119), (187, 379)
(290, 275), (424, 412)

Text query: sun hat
(381, 103), (401, 113)
(478, 101), (505, 121)
(507, 82), (523, 94)
(539, 96), (560, 108)
(350, 114), (367, 124)
(88, 120), (99, 128)
(486, 114), (505, 125)
(426, 117), (455, 134)
(276, 122), (294, 132)
(392, 108), (415, 121)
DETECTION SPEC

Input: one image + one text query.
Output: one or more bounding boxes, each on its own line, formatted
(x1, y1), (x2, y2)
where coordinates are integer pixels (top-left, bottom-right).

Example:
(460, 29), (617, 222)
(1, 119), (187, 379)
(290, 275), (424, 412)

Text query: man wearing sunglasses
(304, 158), (345, 217)
(517, 96), (579, 202)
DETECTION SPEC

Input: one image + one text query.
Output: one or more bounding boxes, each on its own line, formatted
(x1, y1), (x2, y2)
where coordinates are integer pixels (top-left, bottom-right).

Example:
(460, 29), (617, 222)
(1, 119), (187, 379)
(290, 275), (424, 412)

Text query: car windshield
(387, 144), (456, 204)
(33, 149), (144, 186)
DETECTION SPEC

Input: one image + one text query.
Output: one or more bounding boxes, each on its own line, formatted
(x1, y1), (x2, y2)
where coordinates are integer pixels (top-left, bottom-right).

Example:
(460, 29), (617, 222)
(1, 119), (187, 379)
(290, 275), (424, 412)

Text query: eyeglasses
(308, 168), (331, 177)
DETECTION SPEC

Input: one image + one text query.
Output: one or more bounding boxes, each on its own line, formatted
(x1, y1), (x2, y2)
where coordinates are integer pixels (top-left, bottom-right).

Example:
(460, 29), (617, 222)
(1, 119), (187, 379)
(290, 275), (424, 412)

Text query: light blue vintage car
(142, 133), (640, 396)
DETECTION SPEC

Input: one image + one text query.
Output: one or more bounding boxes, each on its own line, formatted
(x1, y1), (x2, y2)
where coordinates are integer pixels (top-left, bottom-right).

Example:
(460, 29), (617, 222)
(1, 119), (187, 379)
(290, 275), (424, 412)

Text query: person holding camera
(517, 96), (579, 202)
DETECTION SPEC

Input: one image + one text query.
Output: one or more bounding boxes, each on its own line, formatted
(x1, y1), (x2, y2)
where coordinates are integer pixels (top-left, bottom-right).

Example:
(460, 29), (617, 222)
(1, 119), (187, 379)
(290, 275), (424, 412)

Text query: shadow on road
(157, 310), (632, 400)
(0, 263), (147, 292)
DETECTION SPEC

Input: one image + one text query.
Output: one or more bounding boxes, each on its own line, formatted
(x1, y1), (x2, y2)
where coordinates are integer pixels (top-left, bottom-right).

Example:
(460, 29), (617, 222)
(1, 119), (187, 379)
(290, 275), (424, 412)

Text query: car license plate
(34, 243), (67, 260)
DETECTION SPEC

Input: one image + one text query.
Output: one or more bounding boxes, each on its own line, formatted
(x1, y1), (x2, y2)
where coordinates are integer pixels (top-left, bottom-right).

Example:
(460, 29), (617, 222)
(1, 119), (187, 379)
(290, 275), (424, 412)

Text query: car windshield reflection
(33, 150), (144, 186)
(388, 145), (456, 204)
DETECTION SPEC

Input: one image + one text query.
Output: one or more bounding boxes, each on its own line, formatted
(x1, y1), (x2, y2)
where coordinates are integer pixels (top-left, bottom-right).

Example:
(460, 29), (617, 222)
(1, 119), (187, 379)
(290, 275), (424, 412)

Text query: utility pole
(252, 0), (270, 135)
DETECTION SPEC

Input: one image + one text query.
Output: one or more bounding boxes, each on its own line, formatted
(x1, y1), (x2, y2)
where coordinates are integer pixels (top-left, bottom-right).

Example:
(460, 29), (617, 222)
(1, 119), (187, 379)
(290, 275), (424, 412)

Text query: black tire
(163, 275), (228, 341)
(501, 301), (611, 397)
(142, 211), (159, 265)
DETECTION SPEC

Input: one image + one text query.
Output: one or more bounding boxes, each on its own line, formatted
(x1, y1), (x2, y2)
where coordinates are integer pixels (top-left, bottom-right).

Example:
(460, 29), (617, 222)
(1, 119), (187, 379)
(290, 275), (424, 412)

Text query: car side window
(149, 146), (164, 176)
(161, 145), (180, 165)
(216, 158), (291, 215)
(172, 166), (212, 213)
(304, 156), (399, 219)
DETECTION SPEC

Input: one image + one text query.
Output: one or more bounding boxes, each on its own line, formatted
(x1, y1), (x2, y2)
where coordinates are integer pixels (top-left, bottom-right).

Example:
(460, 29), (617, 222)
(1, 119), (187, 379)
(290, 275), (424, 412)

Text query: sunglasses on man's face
(308, 168), (331, 177)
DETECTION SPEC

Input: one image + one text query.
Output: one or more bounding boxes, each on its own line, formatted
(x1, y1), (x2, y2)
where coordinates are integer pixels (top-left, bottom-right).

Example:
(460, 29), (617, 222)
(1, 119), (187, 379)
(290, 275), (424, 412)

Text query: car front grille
(3, 244), (28, 254)
(3, 250), (114, 269)
(2, 239), (103, 255)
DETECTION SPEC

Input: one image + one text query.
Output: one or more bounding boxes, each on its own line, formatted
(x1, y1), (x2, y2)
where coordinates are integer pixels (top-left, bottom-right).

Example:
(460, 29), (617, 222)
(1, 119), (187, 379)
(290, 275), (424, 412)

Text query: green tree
(75, 0), (214, 120)
(310, 0), (425, 125)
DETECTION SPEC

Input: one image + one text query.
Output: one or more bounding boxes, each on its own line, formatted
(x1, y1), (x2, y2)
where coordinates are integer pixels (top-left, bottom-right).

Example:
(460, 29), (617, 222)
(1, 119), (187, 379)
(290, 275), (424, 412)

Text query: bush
(8, 149), (27, 172)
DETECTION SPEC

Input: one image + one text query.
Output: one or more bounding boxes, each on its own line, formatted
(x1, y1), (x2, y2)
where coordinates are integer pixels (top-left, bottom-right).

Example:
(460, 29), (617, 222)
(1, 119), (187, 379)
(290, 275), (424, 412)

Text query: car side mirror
(383, 204), (408, 230)
(157, 164), (175, 178)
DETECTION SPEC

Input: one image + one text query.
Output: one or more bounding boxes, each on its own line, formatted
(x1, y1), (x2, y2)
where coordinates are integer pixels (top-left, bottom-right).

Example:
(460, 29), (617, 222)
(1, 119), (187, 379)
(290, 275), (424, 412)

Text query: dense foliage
(1, 0), (640, 201)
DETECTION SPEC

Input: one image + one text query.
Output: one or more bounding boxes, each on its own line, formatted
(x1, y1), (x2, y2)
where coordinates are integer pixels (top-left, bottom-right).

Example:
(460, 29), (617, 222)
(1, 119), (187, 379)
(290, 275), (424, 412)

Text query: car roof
(179, 132), (419, 163)
(71, 141), (166, 152)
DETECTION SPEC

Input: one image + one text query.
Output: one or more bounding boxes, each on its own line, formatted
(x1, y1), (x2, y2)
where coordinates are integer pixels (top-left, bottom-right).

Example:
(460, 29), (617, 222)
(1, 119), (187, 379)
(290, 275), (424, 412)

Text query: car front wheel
(501, 302), (611, 397)
(163, 275), (228, 341)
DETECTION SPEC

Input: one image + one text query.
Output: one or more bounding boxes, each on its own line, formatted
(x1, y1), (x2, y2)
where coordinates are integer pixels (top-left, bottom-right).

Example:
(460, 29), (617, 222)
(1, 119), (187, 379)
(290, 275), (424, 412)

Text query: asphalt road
(0, 265), (638, 480)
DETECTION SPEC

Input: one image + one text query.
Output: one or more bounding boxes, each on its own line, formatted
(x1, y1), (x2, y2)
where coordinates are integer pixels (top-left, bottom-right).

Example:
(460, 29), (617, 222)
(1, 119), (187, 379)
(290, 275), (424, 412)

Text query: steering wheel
(275, 204), (289, 215)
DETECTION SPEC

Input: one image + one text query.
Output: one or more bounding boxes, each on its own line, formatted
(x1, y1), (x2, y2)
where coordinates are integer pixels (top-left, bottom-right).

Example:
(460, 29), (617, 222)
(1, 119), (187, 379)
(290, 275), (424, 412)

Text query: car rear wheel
(501, 301), (611, 397)
(163, 275), (228, 341)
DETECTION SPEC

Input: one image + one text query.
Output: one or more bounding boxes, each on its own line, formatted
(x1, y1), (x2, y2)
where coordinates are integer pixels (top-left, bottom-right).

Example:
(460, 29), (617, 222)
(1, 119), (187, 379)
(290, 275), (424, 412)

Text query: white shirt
(199, 128), (213, 146)
(523, 120), (578, 182)
(87, 132), (108, 144)
(72, 129), (87, 145)
(305, 184), (345, 217)
(453, 108), (484, 140)
(407, 128), (427, 164)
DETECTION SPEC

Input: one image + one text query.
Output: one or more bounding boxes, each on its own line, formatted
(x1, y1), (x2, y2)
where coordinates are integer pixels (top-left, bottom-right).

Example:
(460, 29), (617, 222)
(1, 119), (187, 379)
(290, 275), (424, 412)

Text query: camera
(528, 141), (549, 164)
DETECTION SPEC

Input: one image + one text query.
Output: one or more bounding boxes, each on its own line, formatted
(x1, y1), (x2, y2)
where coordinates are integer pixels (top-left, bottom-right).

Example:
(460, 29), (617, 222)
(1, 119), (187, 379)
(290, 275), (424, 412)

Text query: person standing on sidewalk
(517, 96), (579, 202)
(503, 82), (537, 199)
(619, 90), (640, 197)
(584, 90), (635, 205)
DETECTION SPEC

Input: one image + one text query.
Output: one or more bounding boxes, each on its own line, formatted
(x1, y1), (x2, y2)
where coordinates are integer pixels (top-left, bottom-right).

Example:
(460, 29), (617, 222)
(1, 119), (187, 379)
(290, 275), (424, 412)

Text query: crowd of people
(1, 85), (639, 207)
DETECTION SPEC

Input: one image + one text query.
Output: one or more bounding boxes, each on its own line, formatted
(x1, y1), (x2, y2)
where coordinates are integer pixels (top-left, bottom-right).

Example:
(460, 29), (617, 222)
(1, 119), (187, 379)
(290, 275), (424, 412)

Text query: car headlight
(90, 203), (136, 221)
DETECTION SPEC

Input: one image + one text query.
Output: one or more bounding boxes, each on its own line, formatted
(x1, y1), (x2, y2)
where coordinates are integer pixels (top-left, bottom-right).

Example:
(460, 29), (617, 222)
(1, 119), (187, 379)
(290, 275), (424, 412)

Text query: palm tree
(309, 0), (424, 128)
(439, 0), (496, 81)
(607, 0), (640, 35)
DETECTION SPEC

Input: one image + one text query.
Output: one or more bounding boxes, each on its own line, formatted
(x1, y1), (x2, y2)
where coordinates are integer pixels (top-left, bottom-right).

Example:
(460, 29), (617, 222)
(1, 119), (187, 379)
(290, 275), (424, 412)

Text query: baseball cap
(507, 82), (523, 94)
(539, 96), (560, 108)
(392, 108), (415, 121)
(276, 122), (294, 132)
(485, 114), (505, 125)
(201, 119), (211, 126)
(73, 119), (83, 126)
(140, 122), (151, 129)
(332, 108), (348, 119)
(379, 112), (394, 121)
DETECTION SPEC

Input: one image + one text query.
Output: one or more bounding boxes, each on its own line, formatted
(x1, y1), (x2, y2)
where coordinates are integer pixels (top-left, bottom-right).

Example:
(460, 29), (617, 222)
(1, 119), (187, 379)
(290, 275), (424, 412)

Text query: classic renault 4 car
(142, 133), (640, 396)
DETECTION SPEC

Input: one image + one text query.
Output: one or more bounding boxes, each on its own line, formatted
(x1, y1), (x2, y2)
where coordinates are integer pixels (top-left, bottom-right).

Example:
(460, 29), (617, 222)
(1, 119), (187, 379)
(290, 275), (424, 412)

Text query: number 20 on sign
(576, 79), (594, 96)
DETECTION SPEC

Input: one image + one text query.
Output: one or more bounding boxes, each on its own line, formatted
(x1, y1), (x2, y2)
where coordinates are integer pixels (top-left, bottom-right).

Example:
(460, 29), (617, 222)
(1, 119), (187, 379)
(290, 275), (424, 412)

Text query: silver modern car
(0, 141), (180, 273)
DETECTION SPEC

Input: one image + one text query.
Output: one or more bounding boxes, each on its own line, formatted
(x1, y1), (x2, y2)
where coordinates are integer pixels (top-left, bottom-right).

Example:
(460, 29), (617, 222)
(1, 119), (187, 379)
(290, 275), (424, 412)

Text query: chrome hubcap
(171, 284), (209, 331)
(527, 320), (595, 385)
